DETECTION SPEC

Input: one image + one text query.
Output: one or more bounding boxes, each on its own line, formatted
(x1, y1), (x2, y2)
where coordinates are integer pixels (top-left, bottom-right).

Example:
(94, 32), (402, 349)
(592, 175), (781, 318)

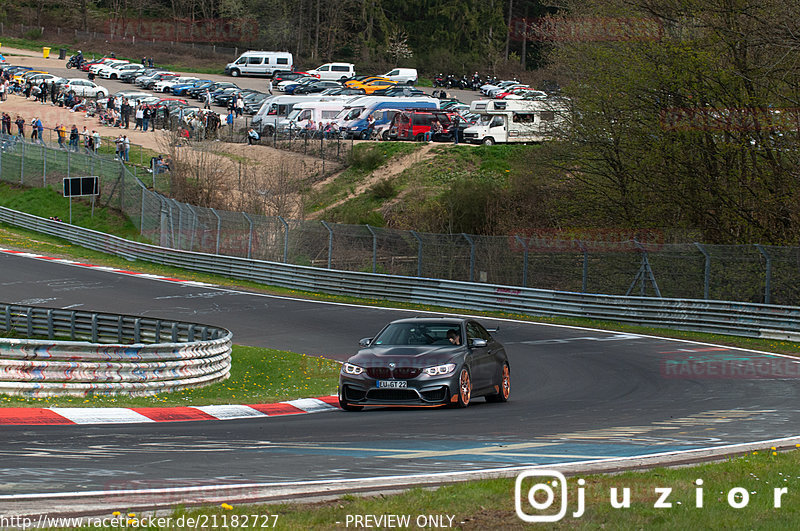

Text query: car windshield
(372, 322), (461, 346)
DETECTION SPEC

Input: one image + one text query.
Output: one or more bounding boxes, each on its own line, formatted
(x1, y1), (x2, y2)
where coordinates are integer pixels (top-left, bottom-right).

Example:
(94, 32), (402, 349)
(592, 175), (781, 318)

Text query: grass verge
(66, 448), (800, 529)
(0, 345), (339, 408)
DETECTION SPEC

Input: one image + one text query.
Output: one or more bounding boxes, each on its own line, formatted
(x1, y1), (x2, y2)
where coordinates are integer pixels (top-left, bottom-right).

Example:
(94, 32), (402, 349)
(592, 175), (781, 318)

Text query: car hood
(347, 345), (461, 367)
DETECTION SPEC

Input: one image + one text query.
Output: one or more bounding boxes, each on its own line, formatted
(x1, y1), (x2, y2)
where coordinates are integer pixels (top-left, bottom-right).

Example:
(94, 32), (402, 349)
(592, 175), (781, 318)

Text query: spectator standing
(69, 124), (79, 151)
(114, 134), (123, 159)
(121, 98), (131, 128)
(0, 81), (5, 102)
(268, 79), (273, 95)
(30, 118), (38, 142)
(123, 135), (130, 162)
(36, 118), (44, 144)
(450, 115), (460, 145)
(39, 82), (47, 104)
(134, 105), (144, 130)
(50, 82), (57, 104)
(236, 94), (244, 117)
(1, 112), (9, 135)
(142, 106), (150, 132)
(14, 115), (24, 137)
(204, 89), (211, 110)
(56, 124), (66, 148)
(226, 109), (234, 131)
(92, 130), (101, 154)
(148, 57), (154, 68)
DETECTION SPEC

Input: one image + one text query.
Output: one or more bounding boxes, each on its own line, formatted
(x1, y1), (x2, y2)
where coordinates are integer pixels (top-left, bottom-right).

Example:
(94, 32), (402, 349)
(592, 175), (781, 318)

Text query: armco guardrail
(0, 302), (232, 397)
(1, 207), (800, 341)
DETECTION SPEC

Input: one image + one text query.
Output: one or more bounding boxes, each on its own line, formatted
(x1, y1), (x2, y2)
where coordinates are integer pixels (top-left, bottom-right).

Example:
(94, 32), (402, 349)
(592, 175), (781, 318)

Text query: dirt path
(308, 143), (439, 219)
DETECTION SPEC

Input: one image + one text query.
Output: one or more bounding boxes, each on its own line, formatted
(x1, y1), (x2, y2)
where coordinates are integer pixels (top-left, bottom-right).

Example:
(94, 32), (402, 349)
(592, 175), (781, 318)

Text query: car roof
(389, 317), (466, 325)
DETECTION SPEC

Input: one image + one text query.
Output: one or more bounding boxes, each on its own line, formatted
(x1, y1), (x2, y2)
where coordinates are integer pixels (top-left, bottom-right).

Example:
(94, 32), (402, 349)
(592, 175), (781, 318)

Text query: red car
(80, 57), (114, 72)
(388, 110), (460, 141)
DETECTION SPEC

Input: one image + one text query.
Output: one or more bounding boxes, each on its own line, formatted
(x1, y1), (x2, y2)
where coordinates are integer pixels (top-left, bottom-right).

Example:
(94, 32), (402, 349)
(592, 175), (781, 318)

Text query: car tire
(339, 394), (363, 412)
(485, 362), (510, 403)
(482, 137), (495, 146)
(455, 367), (472, 408)
(111, 74), (117, 80)
(230, 69), (240, 77)
(264, 126), (275, 137)
(382, 131), (390, 141)
(415, 133), (425, 142)
(96, 91), (105, 98)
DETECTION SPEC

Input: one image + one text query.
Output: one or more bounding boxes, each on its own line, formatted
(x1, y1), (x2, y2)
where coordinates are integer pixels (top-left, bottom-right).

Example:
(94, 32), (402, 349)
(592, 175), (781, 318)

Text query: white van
(252, 94), (353, 134)
(382, 68), (418, 85)
(225, 51), (294, 77)
(279, 101), (349, 132)
(306, 62), (356, 81)
(462, 99), (567, 144)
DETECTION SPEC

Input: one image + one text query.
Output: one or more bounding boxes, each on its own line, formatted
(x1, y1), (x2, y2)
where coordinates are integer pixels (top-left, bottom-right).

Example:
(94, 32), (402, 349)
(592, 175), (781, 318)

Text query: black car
(272, 71), (316, 84)
(199, 82), (239, 101)
(292, 80), (343, 95)
(338, 317), (510, 410)
(372, 86), (428, 97)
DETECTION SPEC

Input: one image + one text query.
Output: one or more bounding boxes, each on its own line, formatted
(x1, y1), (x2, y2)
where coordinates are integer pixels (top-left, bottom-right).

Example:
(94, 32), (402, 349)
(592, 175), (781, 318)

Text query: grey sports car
(338, 317), (510, 410)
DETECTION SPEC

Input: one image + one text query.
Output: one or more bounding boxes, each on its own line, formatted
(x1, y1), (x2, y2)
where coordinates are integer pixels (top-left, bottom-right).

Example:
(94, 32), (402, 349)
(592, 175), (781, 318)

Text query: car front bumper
(338, 373), (460, 407)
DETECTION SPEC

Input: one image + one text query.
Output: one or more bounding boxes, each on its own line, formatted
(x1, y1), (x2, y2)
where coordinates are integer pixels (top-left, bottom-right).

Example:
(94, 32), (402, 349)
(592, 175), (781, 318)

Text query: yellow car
(344, 76), (391, 89)
(15, 70), (48, 83)
(360, 79), (399, 94)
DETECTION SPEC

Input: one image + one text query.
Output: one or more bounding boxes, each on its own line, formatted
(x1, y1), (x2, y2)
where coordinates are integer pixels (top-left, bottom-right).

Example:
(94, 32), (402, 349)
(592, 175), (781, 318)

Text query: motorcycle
(66, 55), (84, 69)
(433, 74), (446, 88)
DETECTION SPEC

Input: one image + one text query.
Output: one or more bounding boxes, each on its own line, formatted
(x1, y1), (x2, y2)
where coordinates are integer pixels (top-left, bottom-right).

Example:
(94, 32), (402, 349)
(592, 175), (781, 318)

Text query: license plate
(377, 380), (407, 388)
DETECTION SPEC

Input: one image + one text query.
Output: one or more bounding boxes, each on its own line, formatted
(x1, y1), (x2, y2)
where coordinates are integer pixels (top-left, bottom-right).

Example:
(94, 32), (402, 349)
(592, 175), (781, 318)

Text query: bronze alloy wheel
(457, 367), (472, 407)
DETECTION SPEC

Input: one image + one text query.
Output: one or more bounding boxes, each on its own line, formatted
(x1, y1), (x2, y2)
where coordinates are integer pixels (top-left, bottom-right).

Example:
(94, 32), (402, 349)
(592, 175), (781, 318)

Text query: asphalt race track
(1, 251), (800, 497)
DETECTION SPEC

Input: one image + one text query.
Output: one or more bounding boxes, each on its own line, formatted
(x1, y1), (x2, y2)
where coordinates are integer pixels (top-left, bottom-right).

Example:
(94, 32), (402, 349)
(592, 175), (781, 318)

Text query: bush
(347, 145), (385, 172)
(368, 179), (396, 200)
(24, 29), (43, 41)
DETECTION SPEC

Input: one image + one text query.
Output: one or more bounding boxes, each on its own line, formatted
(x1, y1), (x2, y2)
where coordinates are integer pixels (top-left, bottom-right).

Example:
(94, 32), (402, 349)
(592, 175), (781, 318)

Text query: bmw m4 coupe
(338, 317), (510, 410)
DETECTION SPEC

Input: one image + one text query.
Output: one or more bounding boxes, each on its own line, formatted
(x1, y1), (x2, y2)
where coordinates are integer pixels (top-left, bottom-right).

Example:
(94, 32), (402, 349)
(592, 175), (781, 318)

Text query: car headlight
(343, 363), (364, 375)
(424, 363), (456, 376)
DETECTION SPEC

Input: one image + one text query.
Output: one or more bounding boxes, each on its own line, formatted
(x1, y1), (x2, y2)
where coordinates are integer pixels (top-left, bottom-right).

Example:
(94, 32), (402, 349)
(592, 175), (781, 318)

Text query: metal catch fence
(0, 135), (798, 305)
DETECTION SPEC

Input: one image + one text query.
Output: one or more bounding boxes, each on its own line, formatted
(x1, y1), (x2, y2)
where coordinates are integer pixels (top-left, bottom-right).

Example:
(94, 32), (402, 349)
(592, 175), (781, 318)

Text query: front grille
(366, 367), (391, 379)
(464, 132), (478, 139)
(367, 388), (418, 401)
(344, 387), (366, 401)
(392, 367), (421, 379)
(421, 387), (448, 402)
(366, 367), (421, 379)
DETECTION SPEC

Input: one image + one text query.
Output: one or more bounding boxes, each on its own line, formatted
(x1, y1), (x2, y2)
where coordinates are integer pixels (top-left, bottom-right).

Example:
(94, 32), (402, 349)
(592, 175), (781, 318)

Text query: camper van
(252, 94), (351, 134)
(335, 96), (439, 138)
(225, 51), (294, 77)
(279, 101), (349, 132)
(462, 99), (567, 144)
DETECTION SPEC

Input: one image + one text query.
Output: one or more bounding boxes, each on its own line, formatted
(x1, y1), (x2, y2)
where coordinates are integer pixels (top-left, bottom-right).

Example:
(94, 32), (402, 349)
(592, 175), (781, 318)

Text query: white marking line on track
(192, 405), (268, 420)
(48, 407), (155, 424)
(285, 398), (338, 413)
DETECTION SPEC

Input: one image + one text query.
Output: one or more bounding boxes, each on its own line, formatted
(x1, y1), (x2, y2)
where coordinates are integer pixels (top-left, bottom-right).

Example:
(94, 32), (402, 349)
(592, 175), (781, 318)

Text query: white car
(99, 63), (144, 80)
(278, 76), (315, 92)
(153, 76), (199, 93)
(62, 79), (109, 98)
(91, 60), (129, 75)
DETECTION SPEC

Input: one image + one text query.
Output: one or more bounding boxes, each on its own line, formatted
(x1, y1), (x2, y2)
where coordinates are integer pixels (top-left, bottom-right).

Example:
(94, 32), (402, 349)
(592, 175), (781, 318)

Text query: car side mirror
(358, 337), (373, 348)
(469, 338), (488, 348)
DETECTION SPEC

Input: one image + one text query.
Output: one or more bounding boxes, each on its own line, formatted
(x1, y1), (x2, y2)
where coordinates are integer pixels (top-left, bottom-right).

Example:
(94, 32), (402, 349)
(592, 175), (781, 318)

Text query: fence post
(754, 244), (772, 305)
(140, 187), (146, 236)
(159, 198), (169, 247)
(514, 235), (529, 288)
(694, 242), (711, 300)
(67, 148), (70, 178)
(410, 230), (423, 277)
(20, 140), (24, 184)
(42, 144), (46, 186)
(278, 215), (289, 263)
(119, 163), (125, 211)
(211, 208), (222, 254)
(321, 220), (333, 269)
(242, 212), (254, 259)
(462, 233), (475, 282)
(578, 240), (588, 293)
(366, 224), (378, 273)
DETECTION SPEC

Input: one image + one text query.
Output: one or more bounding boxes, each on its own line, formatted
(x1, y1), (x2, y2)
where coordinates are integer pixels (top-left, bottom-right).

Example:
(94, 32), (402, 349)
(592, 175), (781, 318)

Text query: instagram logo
(515, 470), (585, 522)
